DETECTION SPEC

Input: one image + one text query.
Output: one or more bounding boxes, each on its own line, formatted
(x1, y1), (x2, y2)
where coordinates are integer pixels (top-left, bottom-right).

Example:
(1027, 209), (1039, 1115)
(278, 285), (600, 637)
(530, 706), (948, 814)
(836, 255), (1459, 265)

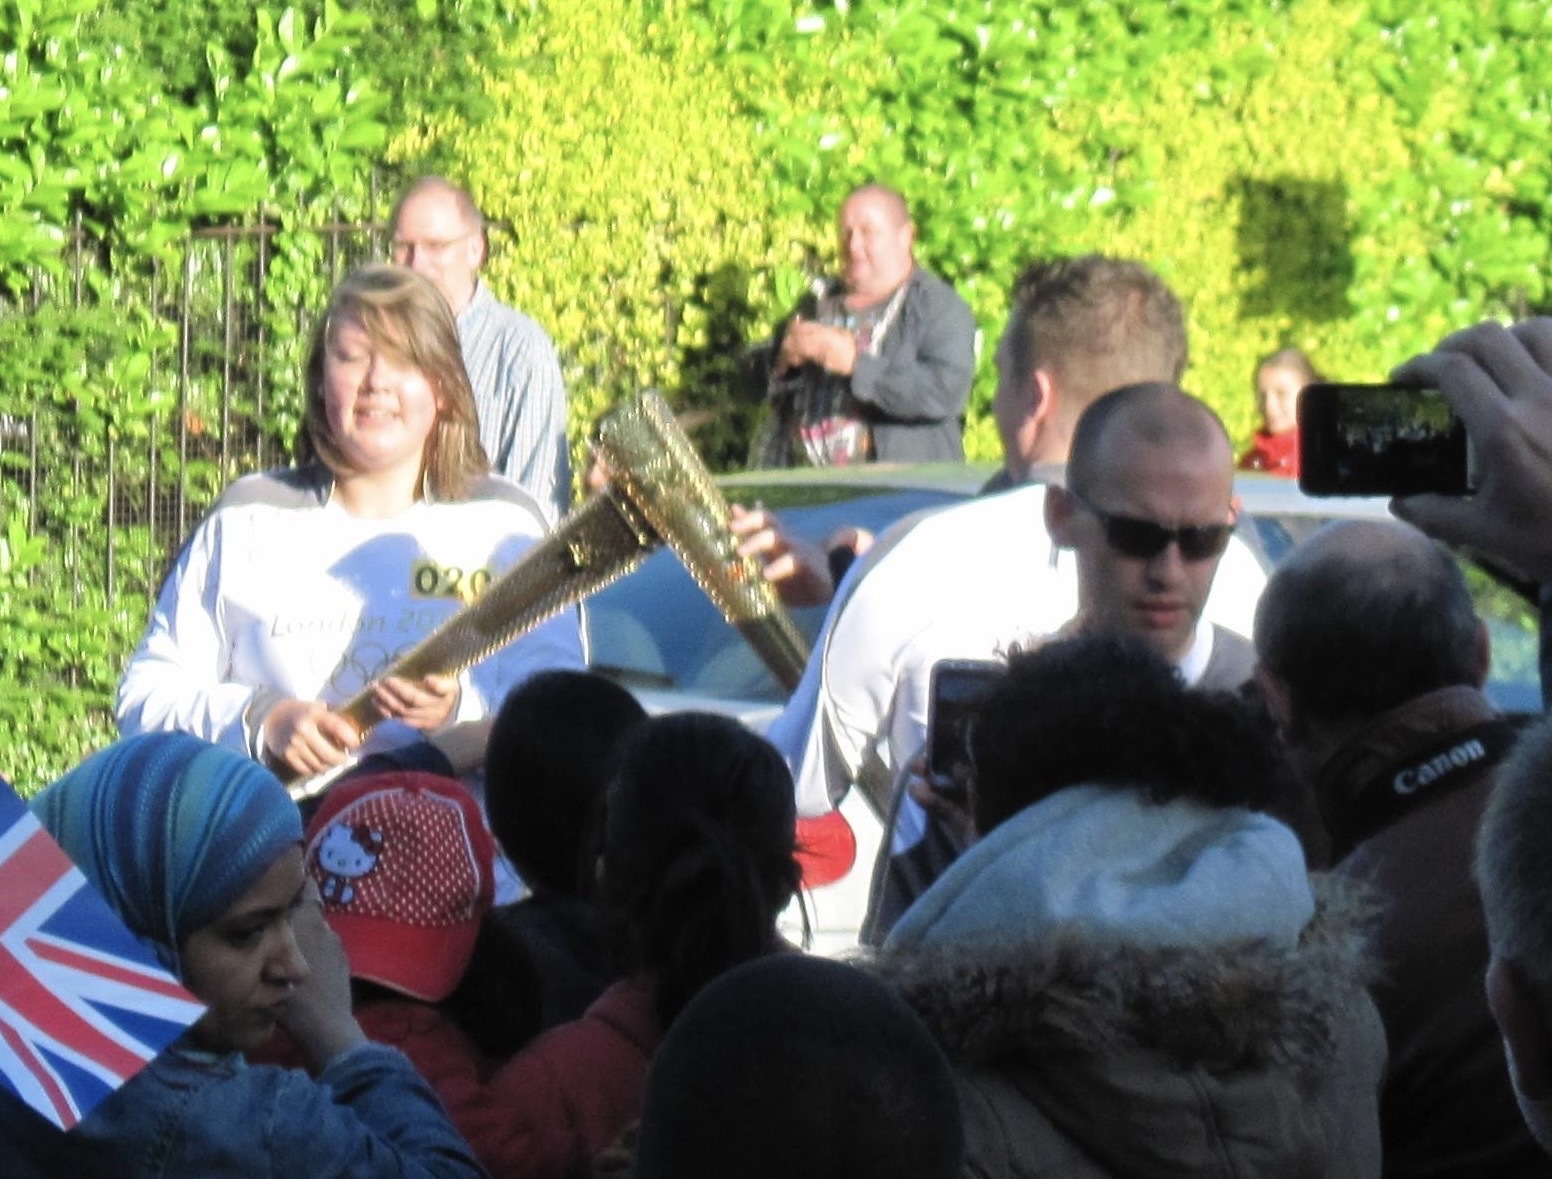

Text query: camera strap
(1330, 717), (1517, 858)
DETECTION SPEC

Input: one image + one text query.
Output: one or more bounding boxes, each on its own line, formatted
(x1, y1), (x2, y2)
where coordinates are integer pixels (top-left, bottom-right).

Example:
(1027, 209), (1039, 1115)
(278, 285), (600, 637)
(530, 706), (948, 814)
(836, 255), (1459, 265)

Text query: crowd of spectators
(7, 168), (1552, 1178)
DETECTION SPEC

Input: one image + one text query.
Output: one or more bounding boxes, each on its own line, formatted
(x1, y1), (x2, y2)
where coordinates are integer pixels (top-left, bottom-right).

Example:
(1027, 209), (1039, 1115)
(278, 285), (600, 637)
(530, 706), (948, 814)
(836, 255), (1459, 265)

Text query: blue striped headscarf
(30, 732), (303, 971)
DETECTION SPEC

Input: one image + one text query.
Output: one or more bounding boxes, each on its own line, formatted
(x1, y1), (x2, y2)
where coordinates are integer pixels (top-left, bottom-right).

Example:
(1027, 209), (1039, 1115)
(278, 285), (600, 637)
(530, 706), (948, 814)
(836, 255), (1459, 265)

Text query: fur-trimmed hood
(863, 876), (1387, 1177)
(870, 874), (1376, 1084)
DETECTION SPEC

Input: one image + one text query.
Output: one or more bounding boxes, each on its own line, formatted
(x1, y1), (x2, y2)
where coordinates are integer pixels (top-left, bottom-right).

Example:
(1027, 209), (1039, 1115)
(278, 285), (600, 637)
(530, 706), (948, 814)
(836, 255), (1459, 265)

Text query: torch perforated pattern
(331, 491), (659, 737)
(284, 492), (659, 796)
(595, 391), (810, 690)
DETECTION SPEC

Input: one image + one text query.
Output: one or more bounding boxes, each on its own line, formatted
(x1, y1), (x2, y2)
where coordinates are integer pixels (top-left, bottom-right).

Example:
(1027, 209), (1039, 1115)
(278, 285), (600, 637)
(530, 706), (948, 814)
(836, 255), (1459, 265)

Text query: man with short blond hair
(988, 255), (1189, 491)
(766, 256), (1261, 820)
(390, 176), (569, 523)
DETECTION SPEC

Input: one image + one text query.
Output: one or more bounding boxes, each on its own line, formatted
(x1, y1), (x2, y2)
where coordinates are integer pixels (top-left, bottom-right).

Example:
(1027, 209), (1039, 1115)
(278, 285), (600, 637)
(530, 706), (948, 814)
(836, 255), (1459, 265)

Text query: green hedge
(0, 0), (390, 789)
(10, 0), (1552, 788)
(400, 0), (1552, 459)
(395, 0), (828, 471)
(677, 0), (1552, 454)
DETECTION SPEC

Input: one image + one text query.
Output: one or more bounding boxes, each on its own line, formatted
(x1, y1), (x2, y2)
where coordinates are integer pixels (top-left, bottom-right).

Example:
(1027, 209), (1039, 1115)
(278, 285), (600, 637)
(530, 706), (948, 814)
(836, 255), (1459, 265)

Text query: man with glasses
(851, 379), (1259, 940)
(389, 176), (569, 524)
(1043, 381), (1253, 680)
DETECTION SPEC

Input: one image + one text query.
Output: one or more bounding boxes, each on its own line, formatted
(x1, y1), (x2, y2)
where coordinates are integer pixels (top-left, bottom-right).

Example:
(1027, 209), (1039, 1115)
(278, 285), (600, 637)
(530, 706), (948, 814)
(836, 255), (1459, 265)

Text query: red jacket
(252, 982), (657, 1179)
(458, 977), (661, 1179)
(1237, 428), (1299, 476)
(249, 997), (490, 1096)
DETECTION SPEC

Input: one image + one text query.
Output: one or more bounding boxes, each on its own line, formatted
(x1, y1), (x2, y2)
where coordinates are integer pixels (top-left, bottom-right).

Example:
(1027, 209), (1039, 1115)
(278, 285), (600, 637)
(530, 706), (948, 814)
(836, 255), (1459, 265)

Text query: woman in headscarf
(8, 731), (484, 1178)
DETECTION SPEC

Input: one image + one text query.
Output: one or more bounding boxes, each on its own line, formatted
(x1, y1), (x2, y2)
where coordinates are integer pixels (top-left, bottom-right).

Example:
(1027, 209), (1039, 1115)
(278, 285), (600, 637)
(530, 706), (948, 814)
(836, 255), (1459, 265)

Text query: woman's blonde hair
(296, 264), (488, 500)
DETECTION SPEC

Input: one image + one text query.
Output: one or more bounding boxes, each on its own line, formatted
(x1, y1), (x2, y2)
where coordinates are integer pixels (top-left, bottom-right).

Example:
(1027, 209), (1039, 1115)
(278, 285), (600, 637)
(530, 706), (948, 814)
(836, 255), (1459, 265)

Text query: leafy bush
(690, 0), (1552, 454)
(0, 0), (388, 791)
(13, 0), (1552, 790)
(394, 0), (826, 470)
(89, 0), (515, 133)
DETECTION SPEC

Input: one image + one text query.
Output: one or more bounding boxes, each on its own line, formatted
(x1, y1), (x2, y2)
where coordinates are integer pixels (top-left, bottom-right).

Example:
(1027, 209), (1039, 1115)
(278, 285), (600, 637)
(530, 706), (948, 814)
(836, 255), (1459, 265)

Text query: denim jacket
(2, 1037), (486, 1178)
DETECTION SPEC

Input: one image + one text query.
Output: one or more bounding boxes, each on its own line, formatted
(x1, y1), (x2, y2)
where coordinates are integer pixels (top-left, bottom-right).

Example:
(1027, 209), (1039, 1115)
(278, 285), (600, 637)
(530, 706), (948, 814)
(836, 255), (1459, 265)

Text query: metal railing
(2, 212), (391, 613)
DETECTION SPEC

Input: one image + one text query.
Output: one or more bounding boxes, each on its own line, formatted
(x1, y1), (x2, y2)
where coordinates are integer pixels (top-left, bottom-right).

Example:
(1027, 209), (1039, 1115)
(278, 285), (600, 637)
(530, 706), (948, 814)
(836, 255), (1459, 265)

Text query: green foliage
(90, 0), (514, 136)
(1361, 0), (1552, 316)
(0, 505), (134, 796)
(349, 0), (526, 137)
(13, 0), (1552, 788)
(686, 0), (1552, 456)
(0, 0), (388, 789)
(380, 0), (1552, 463)
(395, 0), (822, 470)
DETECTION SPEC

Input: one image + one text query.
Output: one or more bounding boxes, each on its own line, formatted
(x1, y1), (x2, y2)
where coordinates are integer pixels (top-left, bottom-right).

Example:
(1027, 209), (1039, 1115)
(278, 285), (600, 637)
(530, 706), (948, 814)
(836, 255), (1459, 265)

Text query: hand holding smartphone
(1298, 383), (1475, 497)
(925, 659), (1005, 803)
(1388, 319), (1552, 585)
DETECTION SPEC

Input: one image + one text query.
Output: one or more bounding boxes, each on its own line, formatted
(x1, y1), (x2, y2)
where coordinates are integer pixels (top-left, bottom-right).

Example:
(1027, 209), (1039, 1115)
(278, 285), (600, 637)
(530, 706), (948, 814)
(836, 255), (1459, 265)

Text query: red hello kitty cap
(303, 771), (496, 1002)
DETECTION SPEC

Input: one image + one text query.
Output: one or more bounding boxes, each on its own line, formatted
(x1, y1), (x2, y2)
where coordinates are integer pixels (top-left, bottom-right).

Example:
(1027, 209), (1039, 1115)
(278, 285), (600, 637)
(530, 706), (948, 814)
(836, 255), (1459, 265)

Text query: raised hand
(1391, 319), (1552, 583)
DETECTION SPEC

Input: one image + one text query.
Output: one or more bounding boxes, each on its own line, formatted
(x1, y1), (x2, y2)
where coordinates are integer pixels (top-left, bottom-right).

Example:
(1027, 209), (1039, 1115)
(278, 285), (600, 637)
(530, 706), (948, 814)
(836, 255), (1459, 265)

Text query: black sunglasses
(1067, 489), (1235, 562)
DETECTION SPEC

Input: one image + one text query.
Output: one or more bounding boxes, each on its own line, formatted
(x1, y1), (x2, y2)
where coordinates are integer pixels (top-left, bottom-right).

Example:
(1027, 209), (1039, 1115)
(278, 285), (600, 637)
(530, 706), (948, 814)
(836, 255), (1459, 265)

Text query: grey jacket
(847, 266), (977, 462)
(767, 266), (977, 464)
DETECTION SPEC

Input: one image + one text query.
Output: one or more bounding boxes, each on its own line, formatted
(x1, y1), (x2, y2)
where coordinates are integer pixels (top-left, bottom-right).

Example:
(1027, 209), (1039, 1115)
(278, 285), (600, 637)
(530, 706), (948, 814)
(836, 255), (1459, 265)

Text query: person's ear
(1031, 369), (1058, 427)
(1489, 957), (1552, 1099)
(1488, 956), (1552, 1153)
(464, 230), (486, 273)
(1045, 484), (1078, 547)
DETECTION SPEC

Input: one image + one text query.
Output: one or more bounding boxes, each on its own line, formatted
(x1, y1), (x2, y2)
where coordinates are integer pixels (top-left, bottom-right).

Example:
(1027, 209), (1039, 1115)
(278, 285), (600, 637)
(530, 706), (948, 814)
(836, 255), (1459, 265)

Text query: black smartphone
(1299, 382), (1475, 497)
(925, 659), (1005, 802)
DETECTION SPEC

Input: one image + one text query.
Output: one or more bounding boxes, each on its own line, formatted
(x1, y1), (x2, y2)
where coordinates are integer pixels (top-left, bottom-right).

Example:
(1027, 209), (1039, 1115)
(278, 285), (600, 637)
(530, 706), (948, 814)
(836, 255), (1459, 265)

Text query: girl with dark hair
(484, 670), (649, 1033)
(600, 711), (803, 1028)
(456, 710), (803, 1179)
(965, 632), (1284, 835)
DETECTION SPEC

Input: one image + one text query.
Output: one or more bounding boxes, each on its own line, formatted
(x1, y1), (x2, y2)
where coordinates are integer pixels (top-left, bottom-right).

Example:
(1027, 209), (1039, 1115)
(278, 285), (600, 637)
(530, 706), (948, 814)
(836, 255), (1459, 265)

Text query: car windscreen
(585, 487), (963, 702)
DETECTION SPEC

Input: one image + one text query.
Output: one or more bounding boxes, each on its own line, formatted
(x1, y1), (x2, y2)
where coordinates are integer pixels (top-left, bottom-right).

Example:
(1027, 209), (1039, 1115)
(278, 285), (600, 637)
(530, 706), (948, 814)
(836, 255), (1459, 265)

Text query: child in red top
(1239, 347), (1321, 478)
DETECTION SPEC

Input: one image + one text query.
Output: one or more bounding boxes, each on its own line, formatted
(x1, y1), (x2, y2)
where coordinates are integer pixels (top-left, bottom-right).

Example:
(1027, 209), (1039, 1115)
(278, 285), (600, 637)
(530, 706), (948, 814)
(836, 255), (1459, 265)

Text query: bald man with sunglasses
(1044, 382), (1254, 680)
(856, 381), (1260, 942)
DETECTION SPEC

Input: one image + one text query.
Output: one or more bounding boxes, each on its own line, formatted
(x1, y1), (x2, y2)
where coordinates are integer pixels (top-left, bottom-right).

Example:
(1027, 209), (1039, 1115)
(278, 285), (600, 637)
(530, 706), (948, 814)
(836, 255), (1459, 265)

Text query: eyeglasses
(1067, 488), (1234, 562)
(390, 234), (475, 261)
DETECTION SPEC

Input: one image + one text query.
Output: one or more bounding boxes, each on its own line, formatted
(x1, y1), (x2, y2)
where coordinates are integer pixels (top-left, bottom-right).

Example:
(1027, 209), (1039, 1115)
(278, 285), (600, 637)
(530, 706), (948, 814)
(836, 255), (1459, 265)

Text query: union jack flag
(0, 776), (203, 1130)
